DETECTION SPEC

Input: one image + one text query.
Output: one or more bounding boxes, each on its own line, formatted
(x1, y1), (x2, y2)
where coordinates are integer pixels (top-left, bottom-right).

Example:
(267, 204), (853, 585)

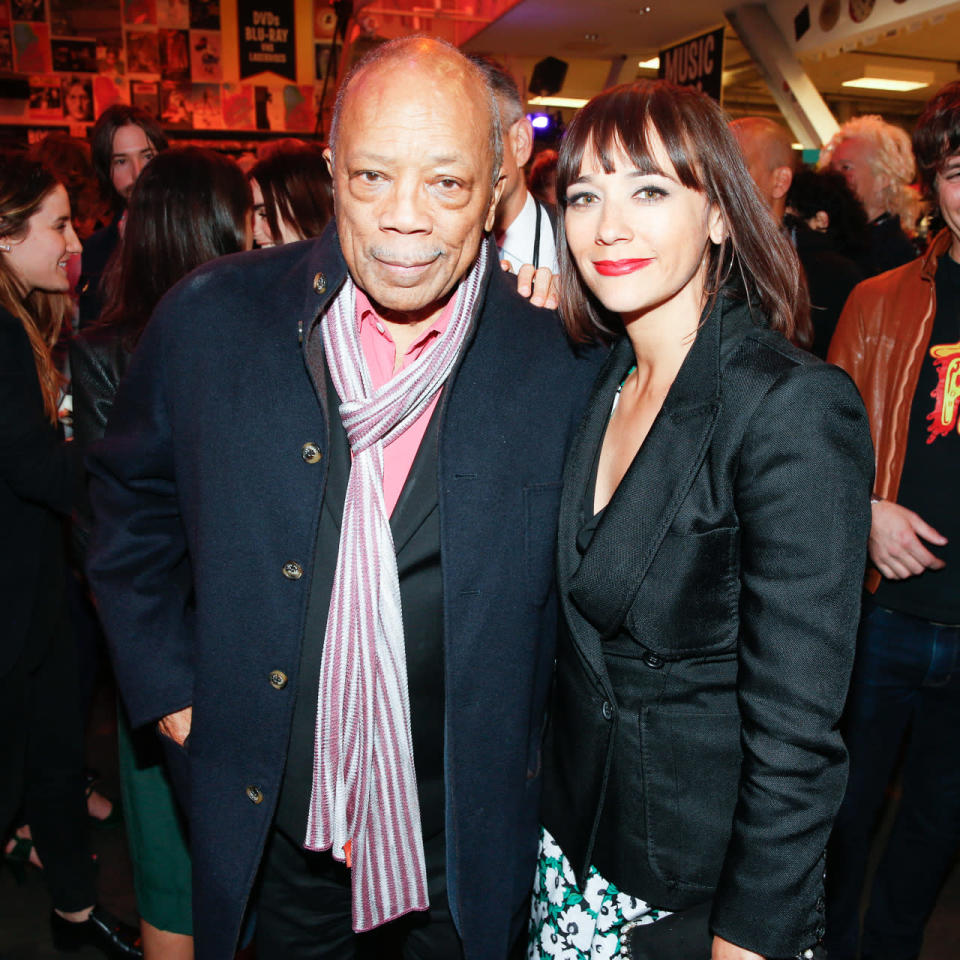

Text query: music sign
(658, 27), (725, 102)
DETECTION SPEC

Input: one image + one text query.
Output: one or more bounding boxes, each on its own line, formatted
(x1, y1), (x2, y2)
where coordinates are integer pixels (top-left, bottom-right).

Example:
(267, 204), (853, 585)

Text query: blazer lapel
(565, 299), (726, 645)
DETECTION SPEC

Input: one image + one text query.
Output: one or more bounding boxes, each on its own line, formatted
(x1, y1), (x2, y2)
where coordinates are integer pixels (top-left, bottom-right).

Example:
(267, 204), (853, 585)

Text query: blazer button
(313, 272), (326, 294)
(601, 700), (613, 721)
(643, 651), (664, 669)
(246, 785), (264, 805)
(815, 895), (825, 913)
(301, 442), (322, 464)
(269, 669), (288, 690)
(282, 561), (303, 580)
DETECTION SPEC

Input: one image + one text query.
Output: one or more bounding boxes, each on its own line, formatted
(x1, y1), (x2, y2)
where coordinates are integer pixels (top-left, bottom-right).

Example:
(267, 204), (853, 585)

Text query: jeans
(825, 601), (960, 960)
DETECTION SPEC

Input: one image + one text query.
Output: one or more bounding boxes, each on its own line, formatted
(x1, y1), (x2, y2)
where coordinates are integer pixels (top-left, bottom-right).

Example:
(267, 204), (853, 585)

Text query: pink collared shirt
(356, 288), (454, 516)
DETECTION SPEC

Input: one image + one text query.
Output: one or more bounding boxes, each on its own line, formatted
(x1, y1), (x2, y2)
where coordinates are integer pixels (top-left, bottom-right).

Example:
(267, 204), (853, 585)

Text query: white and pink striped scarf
(305, 244), (488, 932)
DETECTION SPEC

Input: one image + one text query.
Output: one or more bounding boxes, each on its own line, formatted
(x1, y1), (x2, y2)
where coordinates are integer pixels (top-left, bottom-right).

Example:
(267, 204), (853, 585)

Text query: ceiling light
(528, 95), (589, 108)
(530, 114), (550, 129)
(638, 57), (660, 69)
(841, 65), (934, 92)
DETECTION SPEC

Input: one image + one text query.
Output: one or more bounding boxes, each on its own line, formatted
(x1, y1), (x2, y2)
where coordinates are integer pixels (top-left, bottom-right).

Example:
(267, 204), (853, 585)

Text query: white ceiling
(462, 0), (960, 128)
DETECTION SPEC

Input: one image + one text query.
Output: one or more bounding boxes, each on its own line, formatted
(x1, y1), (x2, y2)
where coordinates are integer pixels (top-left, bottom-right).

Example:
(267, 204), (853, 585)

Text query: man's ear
(486, 170), (507, 232)
(771, 165), (793, 201)
(323, 147), (334, 178)
(512, 116), (534, 169)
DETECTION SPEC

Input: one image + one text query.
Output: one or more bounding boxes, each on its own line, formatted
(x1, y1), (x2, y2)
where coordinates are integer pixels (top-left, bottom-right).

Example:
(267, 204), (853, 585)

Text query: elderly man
(820, 115), (918, 275)
(86, 37), (599, 960)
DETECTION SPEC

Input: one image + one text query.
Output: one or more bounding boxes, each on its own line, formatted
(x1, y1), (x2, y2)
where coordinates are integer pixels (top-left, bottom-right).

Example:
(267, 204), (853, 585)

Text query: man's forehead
(339, 65), (489, 155)
(344, 56), (481, 126)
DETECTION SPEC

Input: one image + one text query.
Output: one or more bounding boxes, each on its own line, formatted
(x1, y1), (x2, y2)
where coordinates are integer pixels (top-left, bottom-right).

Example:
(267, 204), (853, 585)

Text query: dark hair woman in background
(71, 147), (252, 960)
(531, 82), (874, 960)
(248, 139), (333, 247)
(0, 151), (142, 957)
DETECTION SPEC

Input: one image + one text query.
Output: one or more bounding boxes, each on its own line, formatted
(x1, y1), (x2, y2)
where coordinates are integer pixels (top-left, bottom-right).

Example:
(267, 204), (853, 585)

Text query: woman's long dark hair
(0, 151), (71, 422)
(556, 81), (808, 344)
(98, 147), (251, 349)
(249, 139), (333, 244)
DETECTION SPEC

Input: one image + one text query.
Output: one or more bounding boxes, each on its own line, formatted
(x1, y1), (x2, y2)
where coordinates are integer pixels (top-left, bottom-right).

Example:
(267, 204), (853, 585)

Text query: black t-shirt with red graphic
(873, 252), (960, 623)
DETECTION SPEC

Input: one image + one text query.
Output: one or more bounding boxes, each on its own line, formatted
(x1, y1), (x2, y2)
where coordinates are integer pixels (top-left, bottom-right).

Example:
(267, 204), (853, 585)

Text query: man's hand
(869, 500), (947, 580)
(712, 935), (764, 960)
(500, 258), (560, 309)
(158, 705), (193, 747)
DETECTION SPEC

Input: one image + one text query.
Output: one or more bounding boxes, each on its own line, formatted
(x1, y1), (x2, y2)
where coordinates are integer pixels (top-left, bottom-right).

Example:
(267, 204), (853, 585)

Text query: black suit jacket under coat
(541, 292), (874, 958)
(85, 227), (603, 960)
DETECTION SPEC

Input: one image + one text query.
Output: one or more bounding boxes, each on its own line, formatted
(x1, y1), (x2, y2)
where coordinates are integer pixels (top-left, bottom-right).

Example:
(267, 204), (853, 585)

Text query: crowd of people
(1, 33), (958, 960)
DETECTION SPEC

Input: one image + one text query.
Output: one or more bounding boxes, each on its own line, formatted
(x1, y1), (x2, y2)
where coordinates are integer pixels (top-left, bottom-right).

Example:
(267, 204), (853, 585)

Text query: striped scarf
(305, 243), (487, 931)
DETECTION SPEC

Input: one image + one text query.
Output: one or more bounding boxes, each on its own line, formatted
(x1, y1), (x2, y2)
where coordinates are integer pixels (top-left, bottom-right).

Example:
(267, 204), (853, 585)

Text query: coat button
(815, 895), (825, 913)
(313, 272), (326, 294)
(301, 442), (322, 464)
(601, 700), (613, 721)
(246, 785), (264, 805)
(643, 651), (664, 669)
(269, 669), (288, 690)
(282, 561), (303, 580)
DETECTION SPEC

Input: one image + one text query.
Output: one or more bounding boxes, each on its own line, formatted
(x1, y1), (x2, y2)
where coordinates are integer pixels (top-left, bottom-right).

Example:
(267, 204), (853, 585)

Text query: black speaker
(529, 56), (568, 97)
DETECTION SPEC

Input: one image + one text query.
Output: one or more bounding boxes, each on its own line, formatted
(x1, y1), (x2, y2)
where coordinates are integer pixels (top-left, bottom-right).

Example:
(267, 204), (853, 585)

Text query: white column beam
(725, 3), (839, 148)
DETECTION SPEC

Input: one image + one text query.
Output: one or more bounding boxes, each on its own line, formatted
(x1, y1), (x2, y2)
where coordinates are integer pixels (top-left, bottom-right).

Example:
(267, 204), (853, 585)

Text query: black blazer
(0, 307), (77, 675)
(541, 292), (874, 958)
(86, 227), (604, 960)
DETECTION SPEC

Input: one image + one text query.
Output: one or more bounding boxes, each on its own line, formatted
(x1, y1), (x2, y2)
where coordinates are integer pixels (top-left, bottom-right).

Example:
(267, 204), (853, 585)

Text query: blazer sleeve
(709, 361), (874, 958)
(85, 311), (195, 728)
(69, 334), (122, 562)
(0, 314), (77, 514)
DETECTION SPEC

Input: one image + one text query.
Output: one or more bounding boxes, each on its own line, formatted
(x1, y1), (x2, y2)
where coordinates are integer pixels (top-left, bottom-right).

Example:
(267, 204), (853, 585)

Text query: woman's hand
(712, 935), (765, 960)
(500, 258), (560, 309)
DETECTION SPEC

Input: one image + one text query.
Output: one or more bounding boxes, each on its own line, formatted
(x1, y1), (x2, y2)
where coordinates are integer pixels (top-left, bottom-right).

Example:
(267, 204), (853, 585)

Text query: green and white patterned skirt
(528, 827), (671, 959)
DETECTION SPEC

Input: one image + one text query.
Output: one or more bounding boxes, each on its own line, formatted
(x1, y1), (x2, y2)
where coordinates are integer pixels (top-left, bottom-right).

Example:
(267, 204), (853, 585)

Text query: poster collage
(0, 0), (340, 132)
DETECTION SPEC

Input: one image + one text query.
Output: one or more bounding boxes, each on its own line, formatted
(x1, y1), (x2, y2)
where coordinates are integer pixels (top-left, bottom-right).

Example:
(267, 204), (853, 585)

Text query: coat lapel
(563, 298), (728, 661)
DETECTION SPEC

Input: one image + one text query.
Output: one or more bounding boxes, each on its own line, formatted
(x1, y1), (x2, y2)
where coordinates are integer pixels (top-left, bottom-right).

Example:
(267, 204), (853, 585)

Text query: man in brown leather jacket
(825, 81), (960, 960)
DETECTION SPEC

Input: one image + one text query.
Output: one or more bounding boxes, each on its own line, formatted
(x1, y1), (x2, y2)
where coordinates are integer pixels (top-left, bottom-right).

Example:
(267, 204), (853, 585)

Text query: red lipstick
(592, 258), (653, 276)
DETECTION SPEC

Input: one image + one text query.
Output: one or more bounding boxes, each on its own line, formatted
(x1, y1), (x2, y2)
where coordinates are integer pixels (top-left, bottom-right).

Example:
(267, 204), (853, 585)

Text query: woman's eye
(567, 192), (597, 207)
(635, 186), (666, 201)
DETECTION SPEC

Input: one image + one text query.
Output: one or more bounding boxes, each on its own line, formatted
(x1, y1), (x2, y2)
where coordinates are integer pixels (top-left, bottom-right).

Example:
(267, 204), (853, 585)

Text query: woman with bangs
(530, 82), (874, 960)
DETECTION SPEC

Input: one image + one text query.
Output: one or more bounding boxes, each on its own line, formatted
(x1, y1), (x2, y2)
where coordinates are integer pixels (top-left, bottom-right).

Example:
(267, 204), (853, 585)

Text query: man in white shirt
(470, 56), (558, 274)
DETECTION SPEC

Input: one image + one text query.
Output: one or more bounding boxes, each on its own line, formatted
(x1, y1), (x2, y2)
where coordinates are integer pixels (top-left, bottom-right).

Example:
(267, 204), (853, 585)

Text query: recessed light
(842, 77), (930, 91)
(841, 65), (933, 92)
(638, 57), (660, 69)
(528, 95), (589, 109)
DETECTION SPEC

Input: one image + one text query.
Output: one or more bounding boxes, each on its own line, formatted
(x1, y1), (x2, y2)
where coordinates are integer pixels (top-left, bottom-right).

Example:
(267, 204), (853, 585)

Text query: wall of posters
(1, 0), (322, 133)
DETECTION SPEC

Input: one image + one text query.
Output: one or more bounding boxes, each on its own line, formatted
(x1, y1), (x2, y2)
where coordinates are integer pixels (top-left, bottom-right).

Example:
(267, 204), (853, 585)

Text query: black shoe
(51, 905), (143, 958)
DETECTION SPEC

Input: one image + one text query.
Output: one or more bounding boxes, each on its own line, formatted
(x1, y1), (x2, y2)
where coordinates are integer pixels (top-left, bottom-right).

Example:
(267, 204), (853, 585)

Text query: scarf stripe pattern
(306, 244), (487, 932)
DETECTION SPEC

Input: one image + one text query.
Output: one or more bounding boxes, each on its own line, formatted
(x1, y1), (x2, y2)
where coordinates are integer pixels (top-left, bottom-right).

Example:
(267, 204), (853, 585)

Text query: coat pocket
(640, 705), (741, 889)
